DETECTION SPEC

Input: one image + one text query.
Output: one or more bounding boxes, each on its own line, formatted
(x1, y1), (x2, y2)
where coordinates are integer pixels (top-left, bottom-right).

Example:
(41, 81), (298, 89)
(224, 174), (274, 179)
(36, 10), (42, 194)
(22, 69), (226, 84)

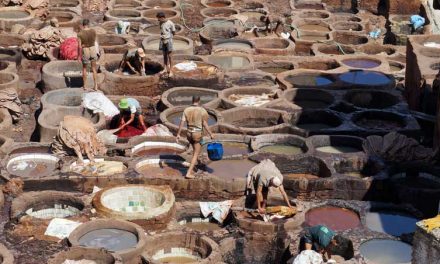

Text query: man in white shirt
(157, 11), (176, 77)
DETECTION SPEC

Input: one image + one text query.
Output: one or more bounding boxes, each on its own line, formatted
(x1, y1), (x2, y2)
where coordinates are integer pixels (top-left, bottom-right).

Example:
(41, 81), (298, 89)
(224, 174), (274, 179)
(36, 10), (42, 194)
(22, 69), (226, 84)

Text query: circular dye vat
(316, 146), (361, 154)
(360, 239), (412, 264)
(298, 35), (329, 41)
(204, 159), (256, 180)
(259, 144), (303, 155)
(294, 99), (331, 109)
(366, 211), (418, 236)
(258, 67), (291, 74)
(26, 204), (81, 219)
(286, 75), (333, 87)
(179, 217), (222, 232)
(339, 71), (391, 86)
(70, 160), (127, 176)
(342, 59), (381, 69)
(305, 206), (360, 231)
(136, 159), (189, 178)
(78, 228), (138, 252)
(0, 10), (30, 18)
(143, 39), (189, 51)
(298, 24), (330, 32)
(203, 141), (251, 156)
(355, 113), (404, 130)
(284, 173), (320, 179)
(206, 1), (230, 7)
(206, 56), (250, 70)
(231, 76), (275, 87)
(214, 41), (253, 51)
(167, 111), (217, 126)
(132, 142), (186, 157)
(154, 249), (201, 263)
(7, 154), (59, 178)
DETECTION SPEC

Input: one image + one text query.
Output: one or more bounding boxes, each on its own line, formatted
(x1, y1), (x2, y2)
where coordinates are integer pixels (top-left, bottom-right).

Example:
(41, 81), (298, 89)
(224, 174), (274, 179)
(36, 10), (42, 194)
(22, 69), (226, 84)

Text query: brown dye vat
(298, 24), (330, 32)
(136, 163), (188, 177)
(9, 146), (51, 155)
(207, 1), (229, 7)
(299, 35), (328, 41)
(305, 206), (360, 231)
(231, 76), (274, 87)
(185, 222), (222, 231)
(0, 10), (29, 18)
(203, 141), (251, 156)
(144, 10), (177, 19)
(204, 159), (256, 179)
(258, 67), (290, 74)
(133, 147), (185, 157)
(355, 118), (404, 130)
(284, 173), (319, 179)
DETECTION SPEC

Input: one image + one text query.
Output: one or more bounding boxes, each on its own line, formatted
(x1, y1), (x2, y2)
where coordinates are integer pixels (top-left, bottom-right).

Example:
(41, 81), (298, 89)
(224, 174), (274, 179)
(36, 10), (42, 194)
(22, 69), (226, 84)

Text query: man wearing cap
(157, 11), (176, 77)
(118, 48), (147, 76)
(117, 98), (147, 132)
(246, 159), (292, 214)
(301, 225), (340, 262)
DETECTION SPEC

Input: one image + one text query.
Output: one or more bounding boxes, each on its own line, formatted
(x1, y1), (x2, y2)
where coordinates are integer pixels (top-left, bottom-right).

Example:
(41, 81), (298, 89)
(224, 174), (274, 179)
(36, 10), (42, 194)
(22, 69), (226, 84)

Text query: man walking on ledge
(77, 19), (99, 91)
(157, 11), (175, 77)
(176, 96), (214, 179)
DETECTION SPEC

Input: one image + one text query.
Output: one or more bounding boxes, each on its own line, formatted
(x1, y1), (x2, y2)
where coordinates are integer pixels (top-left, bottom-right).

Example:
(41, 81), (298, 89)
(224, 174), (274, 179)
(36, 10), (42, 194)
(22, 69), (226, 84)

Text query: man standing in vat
(176, 96), (214, 179)
(157, 11), (176, 77)
(245, 159), (293, 214)
(77, 19), (99, 91)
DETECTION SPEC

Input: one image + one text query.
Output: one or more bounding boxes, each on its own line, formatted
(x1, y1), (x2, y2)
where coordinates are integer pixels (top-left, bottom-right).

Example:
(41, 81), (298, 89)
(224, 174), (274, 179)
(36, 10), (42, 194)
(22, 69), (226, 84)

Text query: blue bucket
(207, 142), (223, 161)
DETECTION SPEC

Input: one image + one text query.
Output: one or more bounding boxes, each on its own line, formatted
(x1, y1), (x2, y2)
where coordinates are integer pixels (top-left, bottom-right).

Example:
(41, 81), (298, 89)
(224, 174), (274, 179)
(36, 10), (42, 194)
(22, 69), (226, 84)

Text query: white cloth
(160, 20), (176, 40)
(97, 129), (119, 144)
(82, 92), (119, 118)
(293, 250), (324, 264)
(424, 42), (440, 48)
(115, 21), (131, 34)
(44, 218), (82, 239)
(200, 200), (233, 224)
(142, 124), (173, 137)
(174, 61), (197, 71)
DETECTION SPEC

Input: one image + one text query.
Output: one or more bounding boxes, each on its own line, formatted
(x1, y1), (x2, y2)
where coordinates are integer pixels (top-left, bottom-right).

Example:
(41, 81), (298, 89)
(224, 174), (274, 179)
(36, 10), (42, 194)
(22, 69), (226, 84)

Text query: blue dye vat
(366, 211), (418, 236)
(339, 71), (391, 86)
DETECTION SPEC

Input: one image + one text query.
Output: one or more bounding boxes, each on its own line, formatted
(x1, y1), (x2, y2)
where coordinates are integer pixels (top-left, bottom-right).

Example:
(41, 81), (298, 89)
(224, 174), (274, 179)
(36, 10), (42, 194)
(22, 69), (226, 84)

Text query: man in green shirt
(301, 225), (340, 261)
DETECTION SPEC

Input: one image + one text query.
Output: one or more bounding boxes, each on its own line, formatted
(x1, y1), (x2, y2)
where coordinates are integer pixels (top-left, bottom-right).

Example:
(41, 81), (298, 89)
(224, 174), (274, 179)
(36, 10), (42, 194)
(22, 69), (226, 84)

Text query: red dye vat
(117, 125), (144, 138)
(305, 206), (360, 231)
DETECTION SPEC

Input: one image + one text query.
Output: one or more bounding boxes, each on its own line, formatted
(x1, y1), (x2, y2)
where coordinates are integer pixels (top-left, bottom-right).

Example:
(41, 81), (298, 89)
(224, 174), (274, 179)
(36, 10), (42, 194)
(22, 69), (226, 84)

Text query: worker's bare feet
(185, 174), (195, 179)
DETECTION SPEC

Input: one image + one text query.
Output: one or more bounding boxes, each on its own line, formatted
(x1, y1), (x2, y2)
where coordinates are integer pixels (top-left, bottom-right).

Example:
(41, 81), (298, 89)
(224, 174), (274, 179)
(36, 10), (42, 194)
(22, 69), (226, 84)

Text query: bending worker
(176, 96), (214, 179)
(246, 159), (292, 214)
(118, 48), (147, 76)
(117, 98), (147, 132)
(260, 14), (286, 36)
(301, 225), (341, 262)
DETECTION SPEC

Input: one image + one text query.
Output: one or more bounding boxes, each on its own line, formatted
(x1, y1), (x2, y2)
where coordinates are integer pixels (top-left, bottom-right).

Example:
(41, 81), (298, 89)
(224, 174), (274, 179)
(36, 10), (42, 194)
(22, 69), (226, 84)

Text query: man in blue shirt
(301, 225), (340, 261)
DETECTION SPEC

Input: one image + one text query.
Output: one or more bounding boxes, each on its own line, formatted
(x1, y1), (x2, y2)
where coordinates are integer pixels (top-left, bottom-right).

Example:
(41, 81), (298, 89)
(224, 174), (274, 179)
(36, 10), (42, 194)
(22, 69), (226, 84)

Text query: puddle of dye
(389, 64), (404, 72)
(284, 173), (320, 179)
(137, 163), (188, 177)
(342, 59), (381, 69)
(355, 117), (403, 130)
(339, 71), (391, 86)
(0, 10), (29, 19)
(144, 39), (188, 50)
(297, 123), (333, 130)
(215, 42), (252, 50)
(133, 147), (184, 156)
(204, 159), (256, 179)
(259, 145), (303, 155)
(299, 35), (329, 41)
(168, 112), (216, 126)
(185, 222), (222, 231)
(298, 24), (330, 32)
(207, 1), (229, 7)
(360, 239), (411, 264)
(157, 256), (199, 263)
(79, 228), (138, 252)
(316, 146), (360, 154)
(258, 67), (289, 74)
(286, 75), (333, 87)
(203, 141), (251, 156)
(305, 206), (360, 231)
(206, 56), (250, 70)
(366, 212), (418, 236)
(294, 99), (330, 109)
(8, 158), (57, 178)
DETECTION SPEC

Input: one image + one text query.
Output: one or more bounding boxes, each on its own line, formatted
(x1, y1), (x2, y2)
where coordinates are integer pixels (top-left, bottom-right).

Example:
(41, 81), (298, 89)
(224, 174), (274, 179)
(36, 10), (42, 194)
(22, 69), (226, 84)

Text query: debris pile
(22, 25), (64, 59)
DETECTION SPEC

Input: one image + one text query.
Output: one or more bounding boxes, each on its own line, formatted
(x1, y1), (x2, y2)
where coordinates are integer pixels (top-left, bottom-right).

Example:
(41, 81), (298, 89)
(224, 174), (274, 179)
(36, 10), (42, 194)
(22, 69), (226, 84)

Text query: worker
(260, 14), (285, 36)
(245, 159), (292, 214)
(117, 98), (147, 133)
(77, 19), (99, 91)
(300, 225), (341, 262)
(157, 11), (176, 77)
(117, 48), (147, 76)
(410, 15), (425, 34)
(115, 20), (130, 34)
(176, 96), (214, 179)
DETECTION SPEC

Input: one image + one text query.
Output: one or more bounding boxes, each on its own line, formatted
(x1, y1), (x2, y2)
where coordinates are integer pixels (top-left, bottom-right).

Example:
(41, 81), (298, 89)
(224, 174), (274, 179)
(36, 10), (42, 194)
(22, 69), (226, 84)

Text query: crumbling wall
(389, 0), (421, 14)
